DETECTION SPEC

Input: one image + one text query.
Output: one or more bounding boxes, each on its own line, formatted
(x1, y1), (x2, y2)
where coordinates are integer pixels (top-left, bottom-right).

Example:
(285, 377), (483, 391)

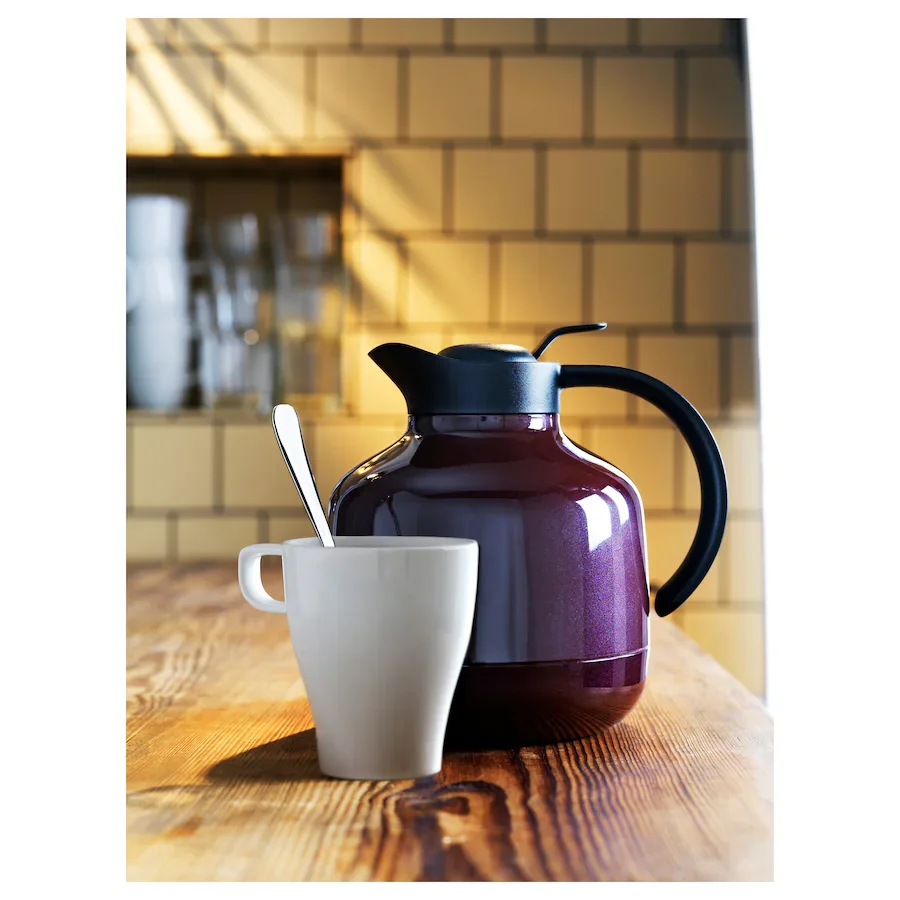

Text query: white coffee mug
(126, 194), (190, 258)
(126, 306), (192, 410)
(237, 536), (479, 781)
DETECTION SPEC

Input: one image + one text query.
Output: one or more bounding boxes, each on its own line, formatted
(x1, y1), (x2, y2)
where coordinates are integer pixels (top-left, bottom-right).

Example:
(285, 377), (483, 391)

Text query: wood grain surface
(126, 564), (773, 882)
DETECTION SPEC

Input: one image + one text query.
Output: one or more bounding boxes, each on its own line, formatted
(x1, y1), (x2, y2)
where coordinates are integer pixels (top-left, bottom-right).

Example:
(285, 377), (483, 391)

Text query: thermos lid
(438, 343), (536, 363)
(368, 324), (606, 415)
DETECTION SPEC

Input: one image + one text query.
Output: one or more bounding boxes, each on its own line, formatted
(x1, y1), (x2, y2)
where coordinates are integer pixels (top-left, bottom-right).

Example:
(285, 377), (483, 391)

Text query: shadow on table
(205, 728), (326, 783)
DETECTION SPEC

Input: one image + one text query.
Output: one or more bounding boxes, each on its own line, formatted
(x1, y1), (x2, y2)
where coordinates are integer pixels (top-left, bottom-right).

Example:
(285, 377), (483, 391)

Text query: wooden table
(126, 564), (773, 882)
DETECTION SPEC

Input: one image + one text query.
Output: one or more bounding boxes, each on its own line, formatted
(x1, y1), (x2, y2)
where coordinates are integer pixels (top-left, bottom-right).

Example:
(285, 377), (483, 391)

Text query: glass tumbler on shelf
(271, 212), (347, 415)
(197, 214), (274, 412)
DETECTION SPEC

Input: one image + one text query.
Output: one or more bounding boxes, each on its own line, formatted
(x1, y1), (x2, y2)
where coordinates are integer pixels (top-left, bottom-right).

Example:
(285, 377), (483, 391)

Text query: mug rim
(282, 536), (478, 551)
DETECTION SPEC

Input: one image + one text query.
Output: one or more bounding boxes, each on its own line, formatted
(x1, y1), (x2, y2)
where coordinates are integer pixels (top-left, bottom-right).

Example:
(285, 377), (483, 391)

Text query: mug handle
(237, 544), (286, 614)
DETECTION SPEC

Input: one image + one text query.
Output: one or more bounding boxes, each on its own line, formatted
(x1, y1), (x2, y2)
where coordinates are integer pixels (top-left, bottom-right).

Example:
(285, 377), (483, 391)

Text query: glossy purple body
(329, 413), (651, 747)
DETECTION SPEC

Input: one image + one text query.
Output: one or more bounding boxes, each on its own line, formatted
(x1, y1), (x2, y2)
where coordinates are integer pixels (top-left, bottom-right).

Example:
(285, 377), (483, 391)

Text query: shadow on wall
(126, 17), (755, 352)
(127, 18), (453, 324)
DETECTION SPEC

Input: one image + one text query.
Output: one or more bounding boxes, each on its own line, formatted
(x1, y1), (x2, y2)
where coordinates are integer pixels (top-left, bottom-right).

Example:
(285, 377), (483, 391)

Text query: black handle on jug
(558, 365), (728, 617)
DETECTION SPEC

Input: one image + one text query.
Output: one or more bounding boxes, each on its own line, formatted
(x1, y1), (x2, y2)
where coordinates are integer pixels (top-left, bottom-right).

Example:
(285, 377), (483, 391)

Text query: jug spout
(368, 343), (451, 414)
(369, 342), (447, 388)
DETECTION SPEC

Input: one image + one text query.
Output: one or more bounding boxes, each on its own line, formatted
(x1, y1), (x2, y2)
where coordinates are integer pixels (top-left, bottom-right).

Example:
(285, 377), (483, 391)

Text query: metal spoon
(271, 404), (336, 548)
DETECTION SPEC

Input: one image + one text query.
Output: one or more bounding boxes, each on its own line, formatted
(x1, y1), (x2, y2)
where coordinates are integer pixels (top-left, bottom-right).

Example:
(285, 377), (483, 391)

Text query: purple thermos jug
(328, 323), (728, 748)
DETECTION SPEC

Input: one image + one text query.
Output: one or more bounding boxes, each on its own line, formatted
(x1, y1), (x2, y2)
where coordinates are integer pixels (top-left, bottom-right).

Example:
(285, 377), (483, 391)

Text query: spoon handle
(272, 404), (336, 548)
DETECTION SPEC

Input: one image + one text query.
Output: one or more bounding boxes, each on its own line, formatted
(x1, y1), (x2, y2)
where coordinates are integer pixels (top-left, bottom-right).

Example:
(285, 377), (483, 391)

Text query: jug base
(444, 651), (647, 751)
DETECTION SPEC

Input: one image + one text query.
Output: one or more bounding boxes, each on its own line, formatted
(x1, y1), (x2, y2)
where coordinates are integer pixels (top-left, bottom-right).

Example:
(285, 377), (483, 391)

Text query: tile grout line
(126, 425), (134, 513)
(397, 50), (410, 142)
(627, 19), (640, 52)
(213, 421), (224, 512)
(312, 228), (753, 242)
(626, 330), (639, 420)
(718, 516), (733, 605)
(720, 149), (733, 235)
(581, 238), (593, 322)
(442, 19), (454, 51)
(488, 238), (501, 326)
(582, 54), (595, 143)
(489, 51), (502, 143)
(442, 143), (454, 234)
(147, 43), (739, 59)
(397, 238), (410, 326)
(720, 333), (733, 419)
(673, 238), (686, 330)
(166, 512), (178, 563)
(674, 50), (688, 144)
(145, 135), (749, 151)
(535, 19), (548, 52)
(627, 145), (640, 236)
(347, 239), (363, 332)
(272, 175), (289, 393)
(349, 19), (363, 51)
(258, 511), (270, 543)
(534, 144), (547, 236)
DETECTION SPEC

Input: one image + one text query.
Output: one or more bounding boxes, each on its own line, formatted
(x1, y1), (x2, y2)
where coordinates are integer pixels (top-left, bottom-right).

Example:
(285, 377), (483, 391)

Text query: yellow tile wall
(268, 515), (317, 544)
(407, 240), (491, 325)
(126, 516), (168, 561)
(592, 243), (674, 324)
(499, 242), (582, 325)
(268, 18), (350, 46)
(454, 19), (534, 46)
(635, 335), (720, 420)
(172, 19), (261, 47)
(356, 148), (443, 232)
(177, 515), (260, 560)
(546, 150), (628, 231)
(409, 58), (491, 139)
(731, 150), (753, 232)
(126, 51), (218, 149)
(222, 424), (299, 507)
(315, 56), (399, 140)
(501, 58), (583, 139)
(125, 18), (763, 695)
(644, 517), (723, 602)
(684, 242), (753, 325)
(640, 150), (722, 232)
(687, 58), (748, 140)
(360, 18), (443, 46)
(455, 149), (535, 231)
(220, 54), (308, 143)
(346, 235), (401, 324)
(131, 423), (215, 509)
(731, 334), (759, 418)
(593, 59), (676, 139)
(639, 18), (722, 46)
(680, 607), (765, 695)
(547, 19), (628, 47)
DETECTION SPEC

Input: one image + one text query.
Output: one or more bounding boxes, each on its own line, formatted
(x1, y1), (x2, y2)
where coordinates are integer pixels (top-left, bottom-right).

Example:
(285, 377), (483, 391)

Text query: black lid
(438, 343), (536, 363)
(368, 324), (606, 415)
